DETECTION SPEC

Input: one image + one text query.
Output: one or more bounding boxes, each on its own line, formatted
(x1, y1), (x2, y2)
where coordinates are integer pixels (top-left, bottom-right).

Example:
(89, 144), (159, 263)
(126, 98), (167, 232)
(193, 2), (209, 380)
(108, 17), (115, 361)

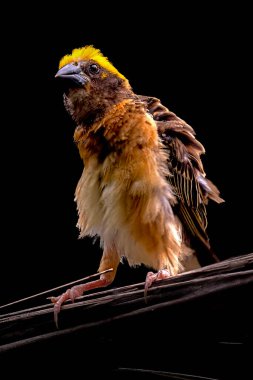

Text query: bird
(52, 45), (224, 324)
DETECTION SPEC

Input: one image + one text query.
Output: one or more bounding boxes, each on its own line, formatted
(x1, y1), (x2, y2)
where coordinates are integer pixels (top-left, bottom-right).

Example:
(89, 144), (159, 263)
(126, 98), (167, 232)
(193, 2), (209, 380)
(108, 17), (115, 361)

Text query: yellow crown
(59, 45), (126, 80)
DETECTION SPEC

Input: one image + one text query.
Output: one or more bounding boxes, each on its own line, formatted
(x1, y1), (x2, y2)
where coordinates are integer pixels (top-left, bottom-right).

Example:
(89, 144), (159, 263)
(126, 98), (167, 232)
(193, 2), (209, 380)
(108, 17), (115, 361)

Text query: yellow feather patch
(59, 45), (126, 80)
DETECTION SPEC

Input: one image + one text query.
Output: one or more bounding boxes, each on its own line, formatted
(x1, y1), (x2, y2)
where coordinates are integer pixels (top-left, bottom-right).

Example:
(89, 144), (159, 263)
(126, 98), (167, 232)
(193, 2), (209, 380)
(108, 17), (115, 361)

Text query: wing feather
(139, 95), (224, 263)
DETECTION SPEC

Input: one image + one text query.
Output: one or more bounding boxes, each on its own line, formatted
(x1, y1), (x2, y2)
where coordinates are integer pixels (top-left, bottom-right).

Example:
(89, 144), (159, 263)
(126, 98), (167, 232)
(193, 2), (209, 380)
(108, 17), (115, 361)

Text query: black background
(1, 6), (252, 308)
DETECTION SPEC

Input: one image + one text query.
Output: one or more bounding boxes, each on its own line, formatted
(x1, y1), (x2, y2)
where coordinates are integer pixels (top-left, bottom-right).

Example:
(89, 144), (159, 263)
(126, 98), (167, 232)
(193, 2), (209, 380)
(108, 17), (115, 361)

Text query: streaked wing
(139, 96), (223, 263)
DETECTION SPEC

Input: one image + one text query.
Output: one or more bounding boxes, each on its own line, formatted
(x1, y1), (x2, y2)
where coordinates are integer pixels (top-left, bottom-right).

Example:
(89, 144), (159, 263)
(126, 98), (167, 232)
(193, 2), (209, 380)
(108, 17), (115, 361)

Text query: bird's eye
(89, 64), (100, 75)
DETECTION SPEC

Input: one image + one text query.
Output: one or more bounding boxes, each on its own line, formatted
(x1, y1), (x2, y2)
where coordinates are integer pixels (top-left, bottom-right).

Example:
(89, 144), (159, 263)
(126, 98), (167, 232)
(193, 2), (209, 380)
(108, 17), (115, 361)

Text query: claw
(144, 269), (171, 300)
(144, 271), (155, 299)
(49, 277), (111, 328)
(54, 303), (61, 328)
(49, 296), (61, 327)
(52, 292), (70, 328)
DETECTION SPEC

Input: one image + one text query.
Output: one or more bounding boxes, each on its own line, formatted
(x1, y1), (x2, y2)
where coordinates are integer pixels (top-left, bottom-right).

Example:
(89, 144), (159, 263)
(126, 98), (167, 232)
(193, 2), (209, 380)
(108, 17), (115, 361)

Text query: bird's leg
(51, 276), (111, 327)
(50, 247), (120, 327)
(144, 269), (171, 298)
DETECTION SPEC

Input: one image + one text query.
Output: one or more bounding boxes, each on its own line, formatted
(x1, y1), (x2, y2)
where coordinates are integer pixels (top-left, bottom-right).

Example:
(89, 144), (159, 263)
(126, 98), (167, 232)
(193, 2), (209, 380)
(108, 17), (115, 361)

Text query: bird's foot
(144, 269), (171, 298)
(50, 284), (86, 327)
(50, 278), (109, 328)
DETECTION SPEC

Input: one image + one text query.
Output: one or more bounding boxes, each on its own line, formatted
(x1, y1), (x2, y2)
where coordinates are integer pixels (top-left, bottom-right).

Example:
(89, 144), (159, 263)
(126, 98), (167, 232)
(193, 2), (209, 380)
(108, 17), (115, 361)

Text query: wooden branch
(0, 253), (252, 354)
(116, 367), (219, 380)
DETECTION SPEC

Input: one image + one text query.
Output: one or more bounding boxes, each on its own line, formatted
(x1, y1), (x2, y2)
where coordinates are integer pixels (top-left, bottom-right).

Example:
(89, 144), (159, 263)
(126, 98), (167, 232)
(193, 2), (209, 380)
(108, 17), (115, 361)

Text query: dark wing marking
(139, 96), (224, 263)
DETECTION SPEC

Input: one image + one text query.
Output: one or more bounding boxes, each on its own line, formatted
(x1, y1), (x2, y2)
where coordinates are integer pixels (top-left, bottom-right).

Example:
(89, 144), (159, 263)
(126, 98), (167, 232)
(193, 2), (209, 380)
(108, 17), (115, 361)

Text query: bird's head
(55, 45), (132, 124)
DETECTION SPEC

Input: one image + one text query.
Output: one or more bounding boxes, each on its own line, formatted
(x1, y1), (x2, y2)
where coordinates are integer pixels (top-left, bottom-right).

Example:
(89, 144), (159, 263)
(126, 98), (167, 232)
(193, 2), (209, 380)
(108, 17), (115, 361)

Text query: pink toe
(156, 269), (171, 280)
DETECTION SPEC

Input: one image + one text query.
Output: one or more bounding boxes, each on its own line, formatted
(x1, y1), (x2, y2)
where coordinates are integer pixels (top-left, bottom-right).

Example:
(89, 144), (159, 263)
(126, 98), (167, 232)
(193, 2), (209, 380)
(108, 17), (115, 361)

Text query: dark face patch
(62, 60), (133, 125)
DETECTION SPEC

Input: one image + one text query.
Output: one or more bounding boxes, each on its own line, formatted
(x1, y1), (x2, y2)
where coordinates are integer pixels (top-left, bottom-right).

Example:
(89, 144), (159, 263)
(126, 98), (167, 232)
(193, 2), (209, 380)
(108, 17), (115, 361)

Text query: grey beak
(55, 63), (88, 86)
